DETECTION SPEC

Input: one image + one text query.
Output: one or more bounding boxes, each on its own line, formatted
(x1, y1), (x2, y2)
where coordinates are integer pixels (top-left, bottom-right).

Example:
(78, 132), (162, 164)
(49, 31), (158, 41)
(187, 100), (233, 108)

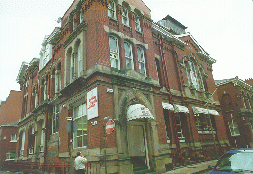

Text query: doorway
(127, 121), (150, 168)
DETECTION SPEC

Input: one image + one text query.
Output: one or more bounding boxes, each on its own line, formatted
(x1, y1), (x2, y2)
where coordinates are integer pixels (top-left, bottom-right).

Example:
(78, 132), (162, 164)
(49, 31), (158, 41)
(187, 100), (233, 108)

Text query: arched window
(55, 63), (61, 94)
(137, 46), (145, 75)
(109, 36), (120, 69)
(124, 41), (133, 70)
(122, 6), (129, 25)
(52, 105), (59, 134)
(135, 13), (141, 32)
(186, 58), (204, 90)
(108, 0), (116, 19)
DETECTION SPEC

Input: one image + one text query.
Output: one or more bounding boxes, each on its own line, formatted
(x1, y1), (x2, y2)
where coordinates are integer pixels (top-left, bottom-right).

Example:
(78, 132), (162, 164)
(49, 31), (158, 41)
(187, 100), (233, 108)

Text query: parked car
(210, 148), (253, 174)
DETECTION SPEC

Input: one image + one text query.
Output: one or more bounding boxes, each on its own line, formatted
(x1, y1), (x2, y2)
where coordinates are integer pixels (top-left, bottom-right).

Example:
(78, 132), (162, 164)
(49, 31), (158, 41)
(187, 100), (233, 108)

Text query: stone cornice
(63, 21), (88, 48)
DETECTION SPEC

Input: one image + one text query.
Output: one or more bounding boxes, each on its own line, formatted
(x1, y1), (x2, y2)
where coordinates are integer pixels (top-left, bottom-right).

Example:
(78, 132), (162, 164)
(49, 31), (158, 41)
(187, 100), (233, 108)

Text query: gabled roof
(177, 33), (216, 64)
(16, 61), (29, 84)
(215, 76), (252, 91)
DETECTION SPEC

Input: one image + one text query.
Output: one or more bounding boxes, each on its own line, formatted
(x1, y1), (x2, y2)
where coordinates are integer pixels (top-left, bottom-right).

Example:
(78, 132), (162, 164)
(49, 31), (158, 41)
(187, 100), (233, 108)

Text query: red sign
(106, 119), (115, 134)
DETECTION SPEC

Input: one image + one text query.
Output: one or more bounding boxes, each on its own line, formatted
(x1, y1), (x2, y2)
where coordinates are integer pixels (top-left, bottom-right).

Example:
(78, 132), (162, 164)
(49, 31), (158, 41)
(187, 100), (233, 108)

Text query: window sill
(198, 131), (216, 134)
(10, 140), (17, 143)
(108, 17), (118, 25)
(123, 24), (132, 31)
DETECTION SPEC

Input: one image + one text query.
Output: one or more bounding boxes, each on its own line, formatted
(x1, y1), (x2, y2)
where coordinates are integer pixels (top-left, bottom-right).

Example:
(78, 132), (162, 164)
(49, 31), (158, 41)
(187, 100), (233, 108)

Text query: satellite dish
(57, 17), (62, 23)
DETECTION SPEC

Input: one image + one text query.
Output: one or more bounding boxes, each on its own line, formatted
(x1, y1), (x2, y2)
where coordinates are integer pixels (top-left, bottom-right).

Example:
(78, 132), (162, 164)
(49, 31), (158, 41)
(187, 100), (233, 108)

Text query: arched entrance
(127, 104), (154, 169)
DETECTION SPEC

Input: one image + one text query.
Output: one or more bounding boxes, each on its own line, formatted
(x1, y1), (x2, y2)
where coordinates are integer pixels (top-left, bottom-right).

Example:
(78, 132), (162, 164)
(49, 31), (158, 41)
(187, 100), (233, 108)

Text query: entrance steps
(131, 159), (155, 174)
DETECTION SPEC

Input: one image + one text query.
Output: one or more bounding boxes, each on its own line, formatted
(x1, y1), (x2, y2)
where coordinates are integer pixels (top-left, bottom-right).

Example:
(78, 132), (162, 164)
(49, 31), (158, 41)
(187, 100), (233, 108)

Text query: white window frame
(73, 103), (87, 149)
(70, 53), (75, 82)
(176, 114), (185, 142)
(229, 114), (240, 136)
(122, 6), (129, 26)
(137, 46), (146, 75)
(35, 92), (38, 108)
(77, 43), (82, 77)
(20, 131), (25, 156)
(55, 70), (61, 94)
(135, 14), (141, 32)
(195, 114), (216, 134)
(10, 134), (17, 142)
(80, 9), (83, 23)
(124, 42), (134, 70)
(6, 150), (16, 160)
(108, 0), (116, 19)
(109, 36), (120, 70)
(52, 105), (59, 134)
(43, 82), (47, 101)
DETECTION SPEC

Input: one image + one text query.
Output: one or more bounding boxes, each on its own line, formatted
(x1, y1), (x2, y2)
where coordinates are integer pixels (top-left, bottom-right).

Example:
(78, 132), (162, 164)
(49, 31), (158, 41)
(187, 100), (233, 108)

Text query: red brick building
(215, 77), (253, 148)
(0, 122), (18, 168)
(0, 90), (22, 168)
(12, 0), (231, 173)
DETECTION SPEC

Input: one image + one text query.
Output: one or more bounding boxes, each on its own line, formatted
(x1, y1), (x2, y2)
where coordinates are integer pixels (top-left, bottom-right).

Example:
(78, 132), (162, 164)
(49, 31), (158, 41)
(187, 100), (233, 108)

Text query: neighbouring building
(4, 0), (233, 173)
(0, 122), (18, 168)
(0, 90), (22, 168)
(215, 77), (253, 148)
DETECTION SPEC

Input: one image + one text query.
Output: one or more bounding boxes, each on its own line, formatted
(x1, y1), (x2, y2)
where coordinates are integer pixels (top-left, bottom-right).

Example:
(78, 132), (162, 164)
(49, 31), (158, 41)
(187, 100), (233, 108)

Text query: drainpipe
(44, 73), (50, 168)
(159, 35), (182, 157)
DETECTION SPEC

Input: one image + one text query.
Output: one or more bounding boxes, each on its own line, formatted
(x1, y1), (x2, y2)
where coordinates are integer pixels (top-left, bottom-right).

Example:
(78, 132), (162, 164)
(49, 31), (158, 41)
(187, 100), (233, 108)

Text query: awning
(192, 106), (208, 114)
(174, 105), (189, 113)
(163, 102), (189, 113)
(162, 102), (174, 111)
(127, 104), (155, 121)
(192, 106), (219, 116)
(208, 109), (219, 116)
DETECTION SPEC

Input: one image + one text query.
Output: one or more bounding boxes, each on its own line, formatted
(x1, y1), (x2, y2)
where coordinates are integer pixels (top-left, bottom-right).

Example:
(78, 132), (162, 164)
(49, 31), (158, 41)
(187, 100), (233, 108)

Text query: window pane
(109, 37), (118, 53)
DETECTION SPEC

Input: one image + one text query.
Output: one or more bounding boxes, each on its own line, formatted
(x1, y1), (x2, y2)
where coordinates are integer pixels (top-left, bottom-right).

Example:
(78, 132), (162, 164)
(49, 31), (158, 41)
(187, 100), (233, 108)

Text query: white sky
(0, 0), (252, 101)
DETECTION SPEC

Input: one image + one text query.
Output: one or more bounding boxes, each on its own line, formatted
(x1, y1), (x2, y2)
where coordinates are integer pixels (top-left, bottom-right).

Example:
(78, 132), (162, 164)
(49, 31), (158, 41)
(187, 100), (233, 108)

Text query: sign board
(66, 121), (78, 133)
(106, 119), (115, 134)
(87, 87), (98, 120)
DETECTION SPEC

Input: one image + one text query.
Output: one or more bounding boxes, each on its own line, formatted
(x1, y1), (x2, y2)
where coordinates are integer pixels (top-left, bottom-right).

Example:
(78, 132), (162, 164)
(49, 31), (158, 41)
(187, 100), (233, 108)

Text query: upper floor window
(52, 105), (59, 134)
(137, 46), (145, 75)
(135, 14), (141, 32)
(124, 42), (133, 70)
(80, 9), (83, 23)
(55, 70), (61, 94)
(11, 134), (17, 142)
(122, 7), (129, 26)
(108, 0), (116, 19)
(186, 59), (204, 91)
(73, 103), (87, 148)
(20, 131), (25, 156)
(109, 36), (120, 70)
(43, 82), (47, 101)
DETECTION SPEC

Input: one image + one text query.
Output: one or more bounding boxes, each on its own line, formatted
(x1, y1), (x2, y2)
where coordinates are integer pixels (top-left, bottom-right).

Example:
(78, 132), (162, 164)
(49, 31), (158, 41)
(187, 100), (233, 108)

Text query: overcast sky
(0, 0), (252, 101)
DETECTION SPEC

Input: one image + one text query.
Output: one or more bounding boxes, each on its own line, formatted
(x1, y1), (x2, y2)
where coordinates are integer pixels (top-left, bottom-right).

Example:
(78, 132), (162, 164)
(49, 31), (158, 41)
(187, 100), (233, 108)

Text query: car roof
(225, 148), (253, 154)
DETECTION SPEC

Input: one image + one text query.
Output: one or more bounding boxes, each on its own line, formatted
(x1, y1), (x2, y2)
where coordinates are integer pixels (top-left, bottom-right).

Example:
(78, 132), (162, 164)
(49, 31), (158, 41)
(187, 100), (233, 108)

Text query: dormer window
(122, 7), (129, 26)
(108, 0), (116, 19)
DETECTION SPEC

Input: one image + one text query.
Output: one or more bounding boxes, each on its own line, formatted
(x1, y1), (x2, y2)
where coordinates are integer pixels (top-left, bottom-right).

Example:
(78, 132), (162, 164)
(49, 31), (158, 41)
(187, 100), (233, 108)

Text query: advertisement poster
(87, 87), (98, 120)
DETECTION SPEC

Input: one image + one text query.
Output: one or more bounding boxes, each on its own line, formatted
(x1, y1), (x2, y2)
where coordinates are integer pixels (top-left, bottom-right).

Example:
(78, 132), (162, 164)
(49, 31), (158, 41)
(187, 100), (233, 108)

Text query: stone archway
(116, 88), (156, 170)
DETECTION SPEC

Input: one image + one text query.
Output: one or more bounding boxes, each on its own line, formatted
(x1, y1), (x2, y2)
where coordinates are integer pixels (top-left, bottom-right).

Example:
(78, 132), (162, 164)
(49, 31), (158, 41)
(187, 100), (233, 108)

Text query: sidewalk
(164, 160), (217, 174)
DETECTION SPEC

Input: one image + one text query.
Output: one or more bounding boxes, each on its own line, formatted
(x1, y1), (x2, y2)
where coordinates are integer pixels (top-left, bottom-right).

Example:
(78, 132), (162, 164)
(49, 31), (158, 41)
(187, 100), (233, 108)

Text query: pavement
(164, 160), (217, 174)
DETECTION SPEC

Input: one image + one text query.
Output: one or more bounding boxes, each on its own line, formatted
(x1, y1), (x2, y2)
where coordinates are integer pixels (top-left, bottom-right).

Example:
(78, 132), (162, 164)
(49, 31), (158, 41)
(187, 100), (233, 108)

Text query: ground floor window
(228, 114), (240, 136)
(73, 103), (87, 148)
(6, 150), (16, 160)
(194, 114), (216, 133)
